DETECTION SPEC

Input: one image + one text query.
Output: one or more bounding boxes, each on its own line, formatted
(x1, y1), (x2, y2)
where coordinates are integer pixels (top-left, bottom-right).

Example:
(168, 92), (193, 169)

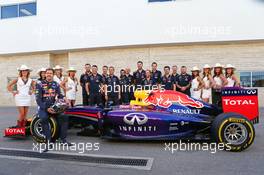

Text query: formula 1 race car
(29, 88), (259, 152)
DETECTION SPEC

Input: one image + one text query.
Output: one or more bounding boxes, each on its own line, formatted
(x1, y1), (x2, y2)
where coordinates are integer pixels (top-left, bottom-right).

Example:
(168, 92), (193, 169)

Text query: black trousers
(212, 89), (222, 108)
(89, 93), (102, 106)
(82, 88), (89, 106)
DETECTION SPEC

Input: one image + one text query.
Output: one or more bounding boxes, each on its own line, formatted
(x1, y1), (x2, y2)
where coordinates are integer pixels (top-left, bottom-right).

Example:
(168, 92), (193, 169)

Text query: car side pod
(221, 88), (259, 124)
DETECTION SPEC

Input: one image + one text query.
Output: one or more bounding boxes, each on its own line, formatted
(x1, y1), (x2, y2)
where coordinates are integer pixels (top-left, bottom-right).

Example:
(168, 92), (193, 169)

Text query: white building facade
(0, 0), (264, 106)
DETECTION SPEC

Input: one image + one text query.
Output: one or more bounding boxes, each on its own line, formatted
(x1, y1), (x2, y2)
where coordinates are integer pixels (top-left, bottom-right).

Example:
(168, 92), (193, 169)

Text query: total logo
(223, 99), (255, 105)
(119, 113), (157, 132)
(5, 128), (25, 136)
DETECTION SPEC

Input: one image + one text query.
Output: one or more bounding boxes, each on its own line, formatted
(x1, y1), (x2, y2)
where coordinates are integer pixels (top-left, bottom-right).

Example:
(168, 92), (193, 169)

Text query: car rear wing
(221, 88), (259, 124)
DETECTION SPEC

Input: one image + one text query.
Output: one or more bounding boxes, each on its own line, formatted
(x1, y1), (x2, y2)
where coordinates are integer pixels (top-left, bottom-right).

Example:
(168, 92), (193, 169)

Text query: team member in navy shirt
(175, 66), (192, 96)
(101, 65), (109, 106)
(80, 64), (91, 105)
(133, 61), (146, 89)
(120, 69), (130, 104)
(171, 65), (179, 87)
(85, 65), (103, 106)
(151, 62), (162, 85)
(125, 68), (134, 101)
(141, 69), (157, 91)
(161, 66), (175, 90)
(104, 66), (120, 105)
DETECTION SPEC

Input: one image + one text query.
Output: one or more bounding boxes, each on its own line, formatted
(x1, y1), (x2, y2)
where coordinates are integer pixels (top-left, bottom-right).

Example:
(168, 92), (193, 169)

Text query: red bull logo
(144, 90), (204, 108)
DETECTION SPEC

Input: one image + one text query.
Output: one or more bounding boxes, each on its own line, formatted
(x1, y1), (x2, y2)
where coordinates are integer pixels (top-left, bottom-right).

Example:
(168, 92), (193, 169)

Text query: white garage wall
(0, 0), (264, 54)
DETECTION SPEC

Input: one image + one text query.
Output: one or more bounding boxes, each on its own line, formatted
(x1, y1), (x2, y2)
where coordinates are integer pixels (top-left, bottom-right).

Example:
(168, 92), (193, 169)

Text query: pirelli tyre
(211, 112), (255, 152)
(30, 115), (58, 143)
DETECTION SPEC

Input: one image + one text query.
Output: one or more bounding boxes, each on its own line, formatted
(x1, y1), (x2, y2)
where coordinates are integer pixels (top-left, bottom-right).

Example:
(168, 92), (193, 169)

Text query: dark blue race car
(30, 88), (259, 152)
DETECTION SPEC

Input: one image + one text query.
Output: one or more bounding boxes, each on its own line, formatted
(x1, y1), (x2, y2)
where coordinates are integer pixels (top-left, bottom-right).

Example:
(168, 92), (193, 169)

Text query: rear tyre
(30, 115), (58, 143)
(211, 112), (255, 152)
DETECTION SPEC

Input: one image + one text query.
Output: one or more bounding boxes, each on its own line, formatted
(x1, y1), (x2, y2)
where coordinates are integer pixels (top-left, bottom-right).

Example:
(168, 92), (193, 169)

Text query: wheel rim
(34, 119), (51, 138)
(223, 123), (248, 145)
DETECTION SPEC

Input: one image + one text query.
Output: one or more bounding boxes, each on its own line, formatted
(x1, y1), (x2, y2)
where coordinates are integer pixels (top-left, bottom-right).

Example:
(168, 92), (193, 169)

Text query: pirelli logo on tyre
(228, 118), (246, 123)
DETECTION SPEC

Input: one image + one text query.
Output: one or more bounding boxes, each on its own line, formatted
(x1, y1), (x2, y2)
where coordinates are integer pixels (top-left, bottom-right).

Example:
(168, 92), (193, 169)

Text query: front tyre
(211, 112), (255, 152)
(30, 115), (58, 143)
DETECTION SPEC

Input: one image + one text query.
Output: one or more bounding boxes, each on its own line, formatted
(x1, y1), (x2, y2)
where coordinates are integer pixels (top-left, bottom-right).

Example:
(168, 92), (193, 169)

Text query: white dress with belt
(191, 77), (201, 100)
(66, 77), (78, 100)
(15, 77), (32, 106)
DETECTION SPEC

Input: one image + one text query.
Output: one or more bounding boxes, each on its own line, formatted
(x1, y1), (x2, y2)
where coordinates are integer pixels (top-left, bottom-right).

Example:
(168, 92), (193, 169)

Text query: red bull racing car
(6, 87), (259, 152)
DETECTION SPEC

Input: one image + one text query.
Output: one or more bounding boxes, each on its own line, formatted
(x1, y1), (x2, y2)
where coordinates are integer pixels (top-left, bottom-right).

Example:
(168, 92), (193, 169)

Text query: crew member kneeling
(35, 68), (72, 152)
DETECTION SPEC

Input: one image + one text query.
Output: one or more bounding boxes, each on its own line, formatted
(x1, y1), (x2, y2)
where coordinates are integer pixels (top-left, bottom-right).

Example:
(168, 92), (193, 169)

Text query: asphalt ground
(0, 107), (263, 175)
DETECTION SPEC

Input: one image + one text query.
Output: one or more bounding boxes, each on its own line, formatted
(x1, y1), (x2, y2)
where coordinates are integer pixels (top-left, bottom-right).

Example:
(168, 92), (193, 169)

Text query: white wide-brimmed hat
(191, 66), (200, 72)
(17, 65), (32, 71)
(53, 65), (64, 70)
(225, 64), (236, 69)
(67, 67), (77, 72)
(214, 63), (223, 68)
(37, 67), (46, 73)
(203, 64), (212, 69)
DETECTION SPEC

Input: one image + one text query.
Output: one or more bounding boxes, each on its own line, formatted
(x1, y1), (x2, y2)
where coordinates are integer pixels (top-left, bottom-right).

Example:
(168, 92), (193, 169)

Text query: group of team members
(7, 61), (239, 130)
(79, 61), (240, 107)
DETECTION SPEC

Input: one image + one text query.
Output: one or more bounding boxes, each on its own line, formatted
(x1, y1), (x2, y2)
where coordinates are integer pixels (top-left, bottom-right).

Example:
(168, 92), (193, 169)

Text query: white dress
(202, 76), (212, 99)
(214, 76), (223, 87)
(53, 75), (64, 84)
(225, 77), (235, 87)
(15, 78), (32, 106)
(191, 77), (201, 100)
(213, 76), (223, 92)
(66, 77), (78, 100)
(54, 75), (64, 95)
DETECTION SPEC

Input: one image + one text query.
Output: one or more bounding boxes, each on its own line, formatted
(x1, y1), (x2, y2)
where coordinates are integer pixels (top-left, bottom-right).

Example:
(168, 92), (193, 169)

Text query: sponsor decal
(223, 99), (255, 106)
(5, 128), (26, 136)
(222, 89), (258, 96)
(228, 118), (246, 123)
(169, 122), (179, 131)
(247, 89), (257, 95)
(123, 113), (148, 125)
(169, 121), (189, 131)
(119, 113), (157, 132)
(144, 91), (204, 109)
(172, 109), (201, 114)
